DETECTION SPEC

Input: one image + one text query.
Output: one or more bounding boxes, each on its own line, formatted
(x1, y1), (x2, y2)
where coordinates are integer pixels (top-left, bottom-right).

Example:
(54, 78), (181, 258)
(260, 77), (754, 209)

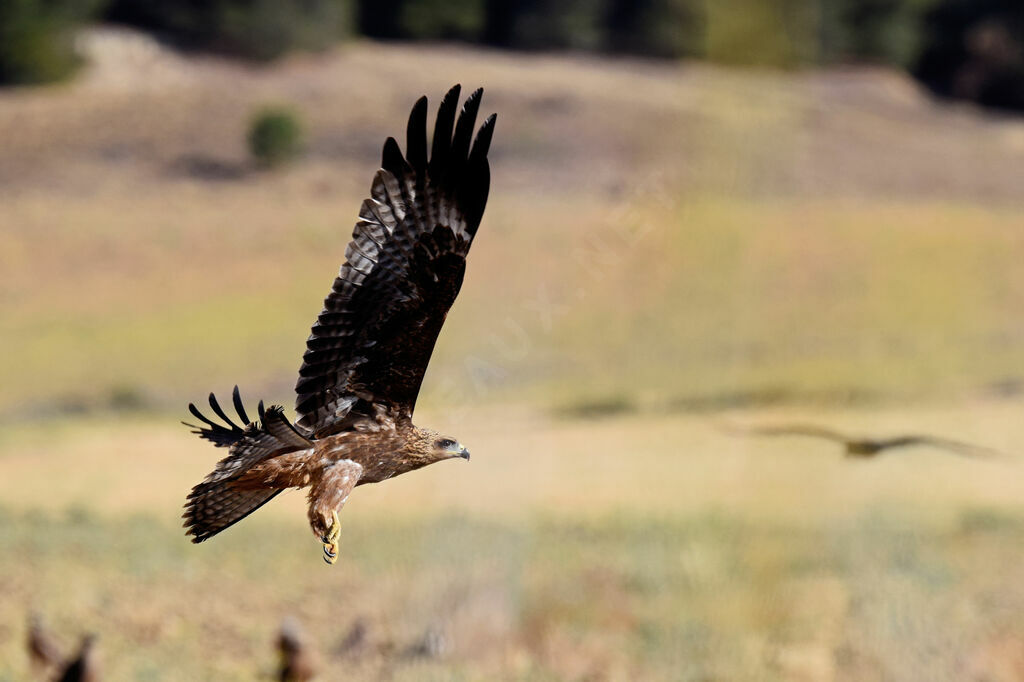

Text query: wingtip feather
(207, 391), (239, 429)
(232, 385), (250, 425)
(430, 84), (462, 172)
(452, 89), (483, 162)
(406, 96), (429, 173)
(469, 113), (496, 165)
(382, 136), (407, 177)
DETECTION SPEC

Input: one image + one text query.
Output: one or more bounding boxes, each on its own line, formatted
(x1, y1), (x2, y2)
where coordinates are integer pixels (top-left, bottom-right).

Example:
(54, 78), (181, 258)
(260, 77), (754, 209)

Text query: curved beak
(459, 446), (470, 461)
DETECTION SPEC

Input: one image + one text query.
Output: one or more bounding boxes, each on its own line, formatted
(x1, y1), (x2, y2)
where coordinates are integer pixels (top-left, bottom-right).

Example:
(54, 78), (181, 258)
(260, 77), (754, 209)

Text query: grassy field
(2, 403), (1023, 680)
(1, 404), (1024, 681)
(2, 31), (1024, 680)
(3, 506), (1024, 681)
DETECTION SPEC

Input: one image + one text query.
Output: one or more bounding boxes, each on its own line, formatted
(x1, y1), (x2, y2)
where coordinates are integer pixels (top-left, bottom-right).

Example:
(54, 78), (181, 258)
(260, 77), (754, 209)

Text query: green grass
(5, 193), (1024, 419)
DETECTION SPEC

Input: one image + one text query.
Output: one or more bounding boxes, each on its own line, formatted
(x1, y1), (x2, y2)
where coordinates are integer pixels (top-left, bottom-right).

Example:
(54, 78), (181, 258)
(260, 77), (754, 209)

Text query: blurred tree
(819, 0), (932, 67)
(915, 0), (1024, 111)
(103, 0), (352, 61)
(7, 0), (1020, 115)
(355, 0), (404, 38)
(483, 0), (608, 51)
(604, 0), (704, 58)
(703, 0), (821, 67)
(400, 0), (485, 41)
(0, 0), (101, 84)
(216, 0), (351, 60)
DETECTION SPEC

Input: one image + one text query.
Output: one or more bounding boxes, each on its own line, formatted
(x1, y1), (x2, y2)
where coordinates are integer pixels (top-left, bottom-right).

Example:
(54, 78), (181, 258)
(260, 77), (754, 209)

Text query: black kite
(183, 85), (495, 563)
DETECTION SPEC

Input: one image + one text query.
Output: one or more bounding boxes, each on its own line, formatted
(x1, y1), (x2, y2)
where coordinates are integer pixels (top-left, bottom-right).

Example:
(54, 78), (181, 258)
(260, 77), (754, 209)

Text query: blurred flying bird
(182, 85), (495, 563)
(277, 617), (316, 682)
(723, 422), (1005, 459)
(55, 634), (98, 682)
(26, 612), (63, 674)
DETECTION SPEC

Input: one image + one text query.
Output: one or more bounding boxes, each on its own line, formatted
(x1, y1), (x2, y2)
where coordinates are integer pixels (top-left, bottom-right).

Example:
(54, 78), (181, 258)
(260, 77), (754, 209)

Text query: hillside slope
(2, 30), (1024, 418)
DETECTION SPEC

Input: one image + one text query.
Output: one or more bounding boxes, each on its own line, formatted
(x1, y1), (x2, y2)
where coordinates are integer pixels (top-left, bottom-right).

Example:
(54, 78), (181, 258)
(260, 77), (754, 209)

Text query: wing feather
(429, 84), (461, 177)
(295, 85), (495, 436)
(231, 386), (250, 425)
(406, 96), (429, 174)
(207, 391), (241, 430)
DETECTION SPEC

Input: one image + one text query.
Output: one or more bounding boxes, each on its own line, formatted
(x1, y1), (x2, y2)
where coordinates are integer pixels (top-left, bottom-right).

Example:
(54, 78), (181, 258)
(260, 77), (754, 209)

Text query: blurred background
(2, 1), (1024, 680)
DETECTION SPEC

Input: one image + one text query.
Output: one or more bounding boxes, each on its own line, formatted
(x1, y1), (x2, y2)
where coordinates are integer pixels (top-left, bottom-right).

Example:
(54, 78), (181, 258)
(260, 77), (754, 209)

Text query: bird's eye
(436, 438), (456, 450)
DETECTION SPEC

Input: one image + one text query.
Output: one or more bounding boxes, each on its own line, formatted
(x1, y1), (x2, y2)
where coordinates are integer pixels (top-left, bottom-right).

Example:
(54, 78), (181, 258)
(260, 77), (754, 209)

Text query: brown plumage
(27, 612), (63, 674)
(55, 635), (98, 682)
(183, 85), (495, 563)
(403, 625), (449, 660)
(724, 422), (1005, 459)
(277, 618), (316, 682)
(333, 618), (370, 659)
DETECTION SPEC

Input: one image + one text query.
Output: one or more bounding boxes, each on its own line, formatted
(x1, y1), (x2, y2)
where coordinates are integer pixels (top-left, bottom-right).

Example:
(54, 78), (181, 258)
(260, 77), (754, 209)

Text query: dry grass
(2, 403), (1024, 679)
(2, 32), (1024, 681)
(5, 510), (1024, 682)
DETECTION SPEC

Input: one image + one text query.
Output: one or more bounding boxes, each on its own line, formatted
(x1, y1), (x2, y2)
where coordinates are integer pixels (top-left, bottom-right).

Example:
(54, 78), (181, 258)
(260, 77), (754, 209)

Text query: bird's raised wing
(295, 85), (495, 437)
(885, 435), (1007, 459)
(723, 422), (851, 444)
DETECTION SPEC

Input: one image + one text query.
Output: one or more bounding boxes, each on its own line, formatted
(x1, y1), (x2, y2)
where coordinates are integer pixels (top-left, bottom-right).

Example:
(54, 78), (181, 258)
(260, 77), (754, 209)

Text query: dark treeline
(1, 0), (1022, 111)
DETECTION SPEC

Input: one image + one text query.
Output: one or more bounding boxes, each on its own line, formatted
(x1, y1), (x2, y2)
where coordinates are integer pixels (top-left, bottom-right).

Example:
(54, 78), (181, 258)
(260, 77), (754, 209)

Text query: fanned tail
(183, 483), (282, 543)
(183, 388), (313, 543)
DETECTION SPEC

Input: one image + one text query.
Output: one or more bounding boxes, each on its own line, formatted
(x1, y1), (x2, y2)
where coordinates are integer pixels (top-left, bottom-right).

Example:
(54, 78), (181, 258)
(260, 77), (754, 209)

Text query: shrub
(248, 107), (304, 168)
(0, 0), (100, 85)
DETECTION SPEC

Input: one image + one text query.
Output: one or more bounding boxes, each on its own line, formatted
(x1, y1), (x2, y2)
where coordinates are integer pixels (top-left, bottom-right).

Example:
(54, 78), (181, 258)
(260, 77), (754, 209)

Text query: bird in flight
(183, 85), (495, 563)
(722, 422), (1005, 459)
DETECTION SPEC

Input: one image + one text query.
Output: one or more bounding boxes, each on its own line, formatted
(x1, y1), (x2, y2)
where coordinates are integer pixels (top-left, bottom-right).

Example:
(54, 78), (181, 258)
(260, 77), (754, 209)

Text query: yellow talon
(322, 510), (341, 565)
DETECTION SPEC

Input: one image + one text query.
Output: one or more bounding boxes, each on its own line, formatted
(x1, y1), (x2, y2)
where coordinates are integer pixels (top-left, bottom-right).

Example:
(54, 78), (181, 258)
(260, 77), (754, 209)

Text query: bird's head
(413, 428), (471, 463)
(434, 435), (471, 461)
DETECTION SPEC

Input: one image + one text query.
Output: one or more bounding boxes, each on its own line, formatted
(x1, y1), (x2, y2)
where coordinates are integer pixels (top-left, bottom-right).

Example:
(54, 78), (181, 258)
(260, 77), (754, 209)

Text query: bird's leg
(322, 510), (341, 564)
(307, 458), (362, 566)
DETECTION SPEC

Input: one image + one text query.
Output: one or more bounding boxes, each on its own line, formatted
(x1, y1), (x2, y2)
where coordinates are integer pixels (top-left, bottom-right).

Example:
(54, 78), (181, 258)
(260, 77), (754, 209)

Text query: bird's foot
(321, 510), (341, 565)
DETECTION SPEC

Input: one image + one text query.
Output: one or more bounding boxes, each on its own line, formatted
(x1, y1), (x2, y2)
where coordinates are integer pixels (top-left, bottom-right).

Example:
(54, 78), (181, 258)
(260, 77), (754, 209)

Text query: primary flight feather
(183, 85), (495, 563)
